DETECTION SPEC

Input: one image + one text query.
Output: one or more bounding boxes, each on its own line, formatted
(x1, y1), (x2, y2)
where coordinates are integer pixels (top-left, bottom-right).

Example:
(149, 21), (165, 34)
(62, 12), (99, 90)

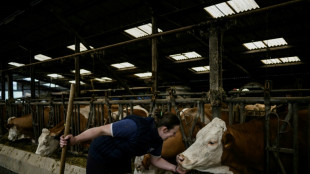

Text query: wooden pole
(59, 84), (75, 174)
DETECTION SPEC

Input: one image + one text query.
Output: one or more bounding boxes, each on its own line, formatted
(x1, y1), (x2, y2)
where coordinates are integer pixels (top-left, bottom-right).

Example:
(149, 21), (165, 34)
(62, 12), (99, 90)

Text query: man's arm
(150, 156), (186, 174)
(60, 124), (112, 147)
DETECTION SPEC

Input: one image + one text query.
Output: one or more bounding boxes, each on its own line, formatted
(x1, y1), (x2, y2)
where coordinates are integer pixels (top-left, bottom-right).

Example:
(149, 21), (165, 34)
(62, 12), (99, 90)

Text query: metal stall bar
(0, 103), (4, 135)
(308, 103), (310, 174)
(264, 81), (271, 174)
(228, 102), (233, 125)
(292, 103), (298, 174)
(169, 89), (190, 148)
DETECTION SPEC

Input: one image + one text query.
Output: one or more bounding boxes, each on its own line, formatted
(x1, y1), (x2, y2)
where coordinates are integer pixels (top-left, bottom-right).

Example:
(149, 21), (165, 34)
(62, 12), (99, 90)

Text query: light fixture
(8, 62), (25, 67)
(43, 83), (59, 87)
(168, 51), (202, 62)
(190, 66), (210, 73)
(71, 69), (92, 75)
(34, 54), (51, 61)
(134, 72), (152, 78)
(111, 62), (135, 70)
(67, 43), (94, 51)
(22, 77), (39, 82)
(94, 77), (113, 83)
(47, 74), (64, 79)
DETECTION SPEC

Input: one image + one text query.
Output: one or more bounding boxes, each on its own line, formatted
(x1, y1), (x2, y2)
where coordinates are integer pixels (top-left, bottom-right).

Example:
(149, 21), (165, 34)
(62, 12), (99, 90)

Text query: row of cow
(133, 104), (308, 174)
(3, 100), (308, 174)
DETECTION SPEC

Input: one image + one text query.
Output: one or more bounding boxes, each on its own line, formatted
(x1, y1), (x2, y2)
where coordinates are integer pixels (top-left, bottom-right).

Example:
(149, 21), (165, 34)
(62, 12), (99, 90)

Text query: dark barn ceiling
(0, 0), (309, 96)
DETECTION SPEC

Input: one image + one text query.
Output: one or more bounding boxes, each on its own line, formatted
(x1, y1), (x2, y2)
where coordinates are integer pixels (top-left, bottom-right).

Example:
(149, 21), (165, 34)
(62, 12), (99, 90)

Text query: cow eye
(208, 141), (216, 145)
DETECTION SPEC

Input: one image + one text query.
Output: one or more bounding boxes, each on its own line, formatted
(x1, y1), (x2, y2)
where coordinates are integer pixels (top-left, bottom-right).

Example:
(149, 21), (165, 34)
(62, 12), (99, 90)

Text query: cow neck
(221, 120), (265, 173)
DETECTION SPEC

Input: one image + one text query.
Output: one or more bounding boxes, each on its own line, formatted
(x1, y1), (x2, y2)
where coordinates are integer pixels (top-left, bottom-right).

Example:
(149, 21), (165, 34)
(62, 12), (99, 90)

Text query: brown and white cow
(111, 105), (149, 121)
(134, 104), (215, 174)
(177, 109), (309, 174)
(35, 111), (89, 156)
(244, 103), (277, 116)
(7, 106), (58, 141)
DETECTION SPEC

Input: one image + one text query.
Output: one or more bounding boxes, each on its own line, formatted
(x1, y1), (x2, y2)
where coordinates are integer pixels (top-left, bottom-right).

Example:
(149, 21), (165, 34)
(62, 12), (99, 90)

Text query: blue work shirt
(88, 115), (163, 162)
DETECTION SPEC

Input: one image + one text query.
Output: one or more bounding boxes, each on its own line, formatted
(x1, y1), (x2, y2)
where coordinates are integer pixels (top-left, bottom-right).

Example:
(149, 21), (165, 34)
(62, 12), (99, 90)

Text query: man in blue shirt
(60, 112), (186, 174)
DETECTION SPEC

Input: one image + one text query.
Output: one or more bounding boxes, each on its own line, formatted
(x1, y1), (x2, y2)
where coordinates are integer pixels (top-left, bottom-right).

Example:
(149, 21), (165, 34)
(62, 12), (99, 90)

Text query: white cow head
(134, 155), (148, 174)
(7, 117), (17, 141)
(134, 154), (173, 174)
(8, 125), (19, 141)
(7, 117), (27, 141)
(35, 128), (59, 156)
(177, 117), (232, 174)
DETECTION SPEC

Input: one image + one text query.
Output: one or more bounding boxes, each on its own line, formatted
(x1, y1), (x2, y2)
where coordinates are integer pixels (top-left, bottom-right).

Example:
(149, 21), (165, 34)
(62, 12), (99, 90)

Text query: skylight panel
(204, 6), (225, 18)
(227, 0), (242, 13)
(169, 54), (186, 61)
(245, 0), (260, 10)
(168, 51), (202, 62)
(261, 56), (300, 65)
(67, 43), (94, 52)
(243, 43), (257, 50)
(138, 24), (152, 35)
(252, 41), (266, 49)
(236, 0), (248, 11)
(111, 62), (135, 70)
(34, 54), (51, 61)
(279, 56), (300, 63)
(124, 23), (163, 38)
(183, 52), (201, 58)
(243, 38), (288, 50)
(134, 72), (152, 78)
(261, 58), (281, 65)
(191, 66), (210, 72)
(69, 80), (85, 85)
(71, 69), (92, 75)
(94, 77), (113, 83)
(47, 74), (64, 79)
(125, 28), (146, 38)
(8, 62), (25, 67)
(204, 0), (259, 18)
(216, 2), (234, 16)
(263, 38), (287, 47)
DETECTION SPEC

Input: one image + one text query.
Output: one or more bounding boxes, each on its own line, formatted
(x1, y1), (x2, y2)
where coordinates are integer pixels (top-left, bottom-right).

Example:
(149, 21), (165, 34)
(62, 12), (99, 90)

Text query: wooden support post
(75, 37), (80, 97)
(151, 14), (158, 93)
(209, 26), (223, 118)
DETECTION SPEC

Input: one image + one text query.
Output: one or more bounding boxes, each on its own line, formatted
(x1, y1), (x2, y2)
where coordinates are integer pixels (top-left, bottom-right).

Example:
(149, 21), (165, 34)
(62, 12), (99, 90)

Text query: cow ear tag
(222, 132), (234, 149)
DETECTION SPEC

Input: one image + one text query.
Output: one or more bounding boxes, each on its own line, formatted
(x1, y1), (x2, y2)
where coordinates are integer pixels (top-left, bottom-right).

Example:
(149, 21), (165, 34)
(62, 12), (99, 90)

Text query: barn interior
(1, 0), (309, 99)
(0, 1), (310, 174)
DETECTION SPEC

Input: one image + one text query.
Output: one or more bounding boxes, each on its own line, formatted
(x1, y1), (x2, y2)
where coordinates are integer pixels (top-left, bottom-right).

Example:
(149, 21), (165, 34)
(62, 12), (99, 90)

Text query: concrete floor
(0, 166), (17, 174)
(0, 144), (86, 174)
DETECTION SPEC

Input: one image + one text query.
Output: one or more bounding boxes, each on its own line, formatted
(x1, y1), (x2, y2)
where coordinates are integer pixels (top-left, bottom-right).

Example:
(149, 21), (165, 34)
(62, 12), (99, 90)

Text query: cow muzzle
(177, 154), (184, 163)
(177, 154), (196, 170)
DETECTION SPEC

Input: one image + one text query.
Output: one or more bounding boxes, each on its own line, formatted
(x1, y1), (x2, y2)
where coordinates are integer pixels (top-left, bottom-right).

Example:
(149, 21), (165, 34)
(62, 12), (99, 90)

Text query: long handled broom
(59, 84), (75, 174)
